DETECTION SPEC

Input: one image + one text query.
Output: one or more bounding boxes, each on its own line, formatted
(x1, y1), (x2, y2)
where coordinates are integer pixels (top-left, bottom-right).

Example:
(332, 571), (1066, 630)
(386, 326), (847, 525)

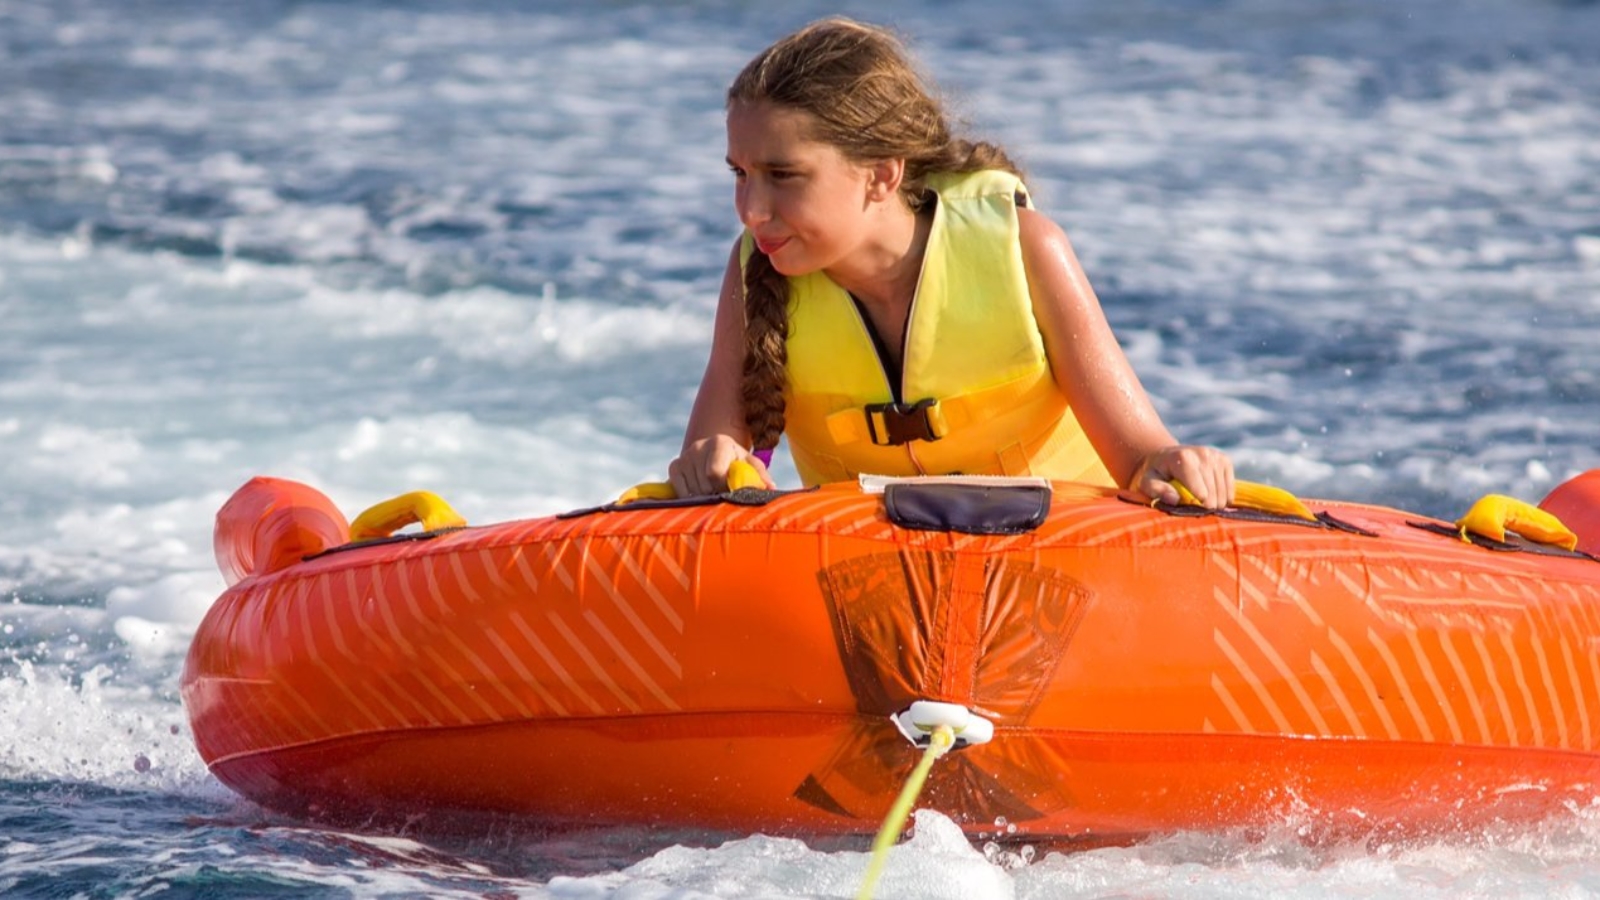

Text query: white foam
(547, 811), (1013, 900)
(108, 574), (223, 642)
(297, 281), (710, 366)
(28, 424), (143, 489)
(0, 656), (211, 792)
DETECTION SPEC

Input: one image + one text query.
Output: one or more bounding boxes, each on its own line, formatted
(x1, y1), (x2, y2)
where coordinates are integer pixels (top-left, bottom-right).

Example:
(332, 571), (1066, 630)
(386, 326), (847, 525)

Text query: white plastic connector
(890, 700), (995, 749)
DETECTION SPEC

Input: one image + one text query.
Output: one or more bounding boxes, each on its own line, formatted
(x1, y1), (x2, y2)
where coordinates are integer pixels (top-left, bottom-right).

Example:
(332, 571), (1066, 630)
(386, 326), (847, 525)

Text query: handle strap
(348, 491), (467, 542)
(616, 458), (767, 504)
(1456, 494), (1578, 551)
(1169, 479), (1318, 523)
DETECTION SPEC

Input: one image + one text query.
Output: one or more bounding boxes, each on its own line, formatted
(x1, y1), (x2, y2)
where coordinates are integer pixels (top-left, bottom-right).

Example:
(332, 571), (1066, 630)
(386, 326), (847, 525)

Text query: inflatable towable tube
(184, 470), (1600, 839)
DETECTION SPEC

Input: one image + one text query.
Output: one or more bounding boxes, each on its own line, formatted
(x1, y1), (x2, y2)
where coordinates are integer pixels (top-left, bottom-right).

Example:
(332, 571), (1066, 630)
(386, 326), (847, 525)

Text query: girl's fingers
(1136, 445), (1234, 510)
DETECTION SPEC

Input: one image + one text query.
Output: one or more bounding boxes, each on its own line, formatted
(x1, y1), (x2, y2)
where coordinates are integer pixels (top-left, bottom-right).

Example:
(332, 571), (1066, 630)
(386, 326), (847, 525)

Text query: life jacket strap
(817, 371), (1051, 448)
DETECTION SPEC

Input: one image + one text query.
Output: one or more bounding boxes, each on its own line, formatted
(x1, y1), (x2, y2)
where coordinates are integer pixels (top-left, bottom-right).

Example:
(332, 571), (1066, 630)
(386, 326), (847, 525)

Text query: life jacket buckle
(864, 398), (948, 446)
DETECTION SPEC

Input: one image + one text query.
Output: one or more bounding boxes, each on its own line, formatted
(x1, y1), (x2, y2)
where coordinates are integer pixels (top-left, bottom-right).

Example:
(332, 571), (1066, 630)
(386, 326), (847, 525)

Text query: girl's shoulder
(1016, 205), (1071, 252)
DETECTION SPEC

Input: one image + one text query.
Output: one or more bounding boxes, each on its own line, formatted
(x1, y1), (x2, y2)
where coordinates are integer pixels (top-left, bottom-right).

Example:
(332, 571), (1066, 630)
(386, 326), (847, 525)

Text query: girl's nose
(737, 181), (770, 227)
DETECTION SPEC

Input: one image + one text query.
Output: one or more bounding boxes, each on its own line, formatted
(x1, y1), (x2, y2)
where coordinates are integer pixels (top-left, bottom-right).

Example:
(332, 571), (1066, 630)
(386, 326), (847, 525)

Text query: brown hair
(727, 17), (1024, 452)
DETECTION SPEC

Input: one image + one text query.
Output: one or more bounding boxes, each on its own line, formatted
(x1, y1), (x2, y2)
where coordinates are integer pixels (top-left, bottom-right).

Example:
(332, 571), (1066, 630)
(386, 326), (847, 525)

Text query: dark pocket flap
(884, 483), (1051, 535)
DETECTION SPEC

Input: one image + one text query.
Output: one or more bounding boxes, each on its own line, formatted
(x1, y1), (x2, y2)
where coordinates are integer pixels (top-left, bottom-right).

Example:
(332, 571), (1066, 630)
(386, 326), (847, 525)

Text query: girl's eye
(728, 166), (746, 180)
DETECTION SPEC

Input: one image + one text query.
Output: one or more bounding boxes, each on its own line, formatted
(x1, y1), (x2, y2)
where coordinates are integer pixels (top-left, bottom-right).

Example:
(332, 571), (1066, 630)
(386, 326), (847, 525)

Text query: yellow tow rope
(855, 723), (956, 900)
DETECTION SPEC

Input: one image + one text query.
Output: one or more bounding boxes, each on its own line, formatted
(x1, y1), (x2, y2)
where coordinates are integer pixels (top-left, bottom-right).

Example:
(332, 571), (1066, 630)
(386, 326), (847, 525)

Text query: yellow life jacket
(760, 169), (1116, 487)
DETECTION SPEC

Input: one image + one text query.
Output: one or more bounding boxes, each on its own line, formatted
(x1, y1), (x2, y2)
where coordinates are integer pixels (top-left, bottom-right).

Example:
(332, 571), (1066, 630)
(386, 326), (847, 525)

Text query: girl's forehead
(726, 103), (839, 163)
(727, 102), (814, 141)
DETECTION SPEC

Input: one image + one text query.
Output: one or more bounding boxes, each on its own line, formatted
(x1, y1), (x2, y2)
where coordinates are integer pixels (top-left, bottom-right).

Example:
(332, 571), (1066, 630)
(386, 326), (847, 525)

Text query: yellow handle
(613, 482), (677, 504)
(1456, 494), (1578, 551)
(1171, 479), (1318, 523)
(348, 491), (467, 542)
(616, 458), (768, 504)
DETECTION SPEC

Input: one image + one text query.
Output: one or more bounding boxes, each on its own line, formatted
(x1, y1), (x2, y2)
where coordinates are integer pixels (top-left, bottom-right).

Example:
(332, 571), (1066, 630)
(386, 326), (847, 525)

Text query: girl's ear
(866, 158), (906, 203)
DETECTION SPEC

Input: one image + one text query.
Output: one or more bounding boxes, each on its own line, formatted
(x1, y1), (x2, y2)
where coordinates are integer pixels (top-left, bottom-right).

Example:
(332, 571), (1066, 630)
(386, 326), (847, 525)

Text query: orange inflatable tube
(182, 472), (1600, 839)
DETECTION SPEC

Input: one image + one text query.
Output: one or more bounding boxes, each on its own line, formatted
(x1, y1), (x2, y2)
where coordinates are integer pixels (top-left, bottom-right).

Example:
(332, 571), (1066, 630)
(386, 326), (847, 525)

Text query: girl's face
(725, 101), (879, 277)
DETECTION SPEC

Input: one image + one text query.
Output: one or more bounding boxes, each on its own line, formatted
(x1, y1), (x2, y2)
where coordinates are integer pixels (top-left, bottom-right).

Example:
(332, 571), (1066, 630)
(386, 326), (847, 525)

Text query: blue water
(3, 0), (1600, 896)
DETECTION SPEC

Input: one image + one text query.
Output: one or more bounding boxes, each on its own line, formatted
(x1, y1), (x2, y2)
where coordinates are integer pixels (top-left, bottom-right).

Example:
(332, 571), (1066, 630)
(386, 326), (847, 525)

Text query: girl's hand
(1130, 445), (1235, 509)
(668, 434), (776, 497)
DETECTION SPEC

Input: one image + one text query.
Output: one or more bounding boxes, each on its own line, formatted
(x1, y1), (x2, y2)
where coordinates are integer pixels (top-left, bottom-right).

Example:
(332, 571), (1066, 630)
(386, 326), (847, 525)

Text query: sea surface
(3, 0), (1600, 896)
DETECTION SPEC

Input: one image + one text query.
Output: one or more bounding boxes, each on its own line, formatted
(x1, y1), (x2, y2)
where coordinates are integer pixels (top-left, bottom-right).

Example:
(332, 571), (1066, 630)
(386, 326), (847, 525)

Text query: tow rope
(855, 722), (956, 900)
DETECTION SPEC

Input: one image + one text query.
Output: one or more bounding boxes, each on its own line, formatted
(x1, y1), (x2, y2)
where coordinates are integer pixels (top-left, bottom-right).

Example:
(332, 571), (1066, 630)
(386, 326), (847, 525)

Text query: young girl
(667, 17), (1234, 508)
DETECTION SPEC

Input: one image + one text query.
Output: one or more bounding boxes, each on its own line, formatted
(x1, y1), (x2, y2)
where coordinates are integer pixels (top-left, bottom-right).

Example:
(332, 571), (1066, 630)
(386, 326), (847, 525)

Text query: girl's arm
(1018, 207), (1234, 508)
(668, 241), (776, 496)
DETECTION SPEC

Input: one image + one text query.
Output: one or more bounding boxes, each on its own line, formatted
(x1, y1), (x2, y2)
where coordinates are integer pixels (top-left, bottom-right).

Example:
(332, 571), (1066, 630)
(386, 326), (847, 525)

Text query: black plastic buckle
(865, 398), (944, 446)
